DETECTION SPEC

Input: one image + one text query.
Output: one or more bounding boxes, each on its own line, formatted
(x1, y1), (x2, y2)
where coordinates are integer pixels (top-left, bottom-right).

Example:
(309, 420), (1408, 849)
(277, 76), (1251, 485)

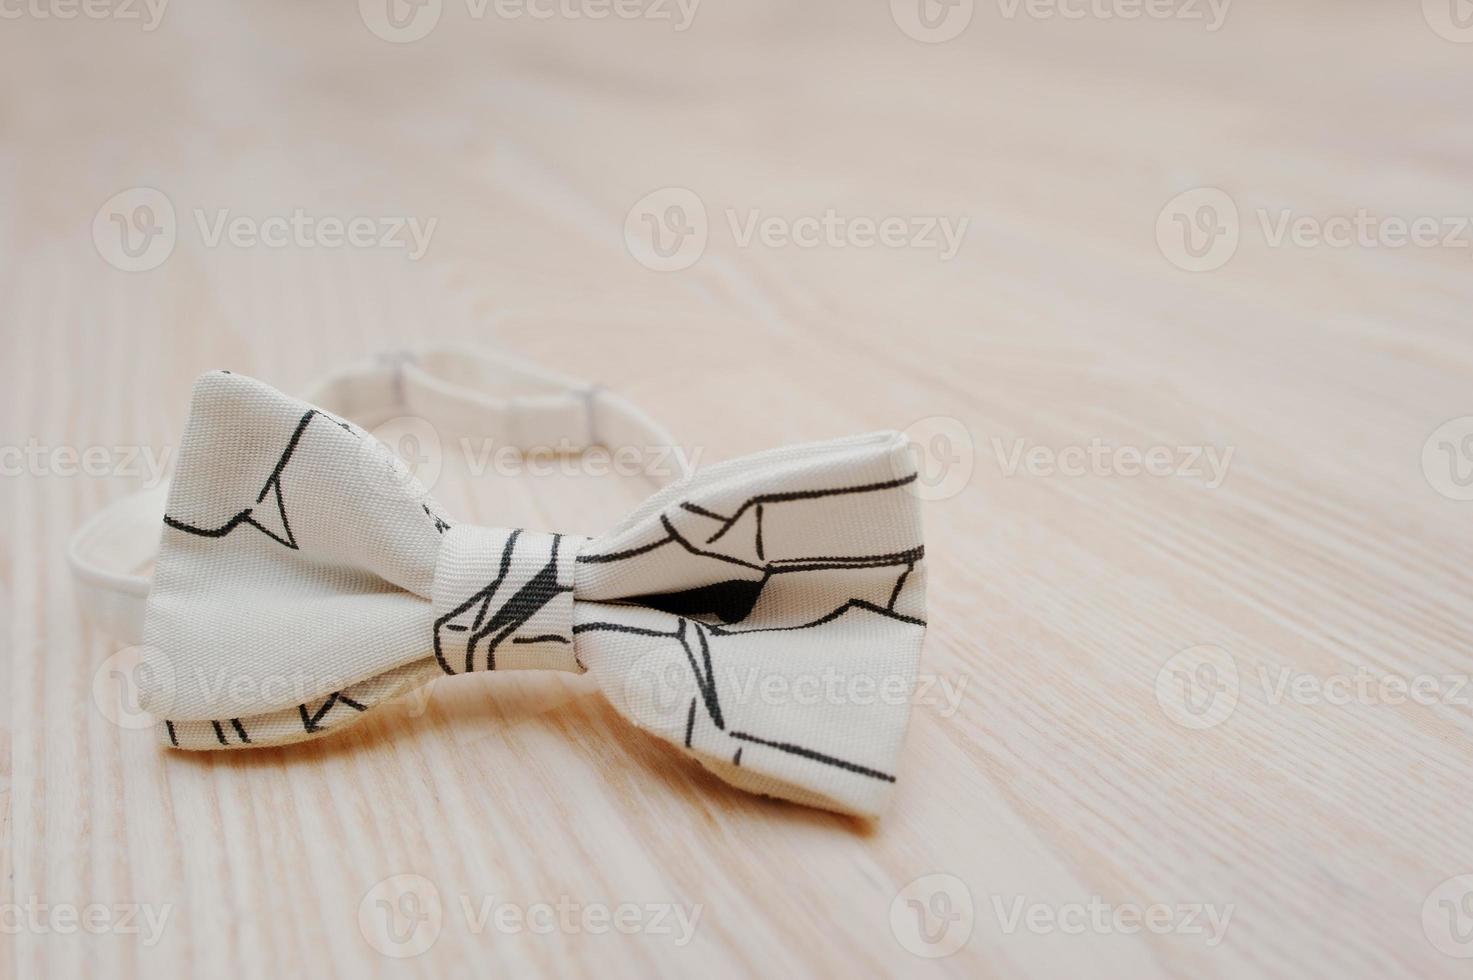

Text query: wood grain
(4, 1), (1473, 976)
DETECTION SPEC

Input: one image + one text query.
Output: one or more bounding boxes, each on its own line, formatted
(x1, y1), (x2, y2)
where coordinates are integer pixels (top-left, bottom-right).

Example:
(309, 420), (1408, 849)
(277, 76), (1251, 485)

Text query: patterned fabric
(88, 355), (928, 817)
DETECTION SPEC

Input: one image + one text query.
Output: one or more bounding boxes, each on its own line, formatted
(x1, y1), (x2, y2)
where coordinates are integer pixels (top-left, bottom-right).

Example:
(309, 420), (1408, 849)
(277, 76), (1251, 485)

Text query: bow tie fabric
(70, 349), (928, 817)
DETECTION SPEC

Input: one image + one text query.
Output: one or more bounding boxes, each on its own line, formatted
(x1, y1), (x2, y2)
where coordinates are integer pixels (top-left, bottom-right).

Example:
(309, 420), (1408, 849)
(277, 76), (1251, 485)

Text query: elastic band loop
(67, 484), (169, 646)
(302, 346), (677, 456)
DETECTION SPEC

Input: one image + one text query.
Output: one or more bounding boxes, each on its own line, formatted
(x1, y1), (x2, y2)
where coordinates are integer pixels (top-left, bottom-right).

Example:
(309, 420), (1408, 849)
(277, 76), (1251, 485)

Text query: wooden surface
(5, 1), (1473, 976)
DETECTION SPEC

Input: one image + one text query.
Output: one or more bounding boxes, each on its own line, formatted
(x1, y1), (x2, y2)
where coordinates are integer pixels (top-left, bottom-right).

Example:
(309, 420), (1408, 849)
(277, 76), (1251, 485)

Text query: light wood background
(4, 0), (1473, 976)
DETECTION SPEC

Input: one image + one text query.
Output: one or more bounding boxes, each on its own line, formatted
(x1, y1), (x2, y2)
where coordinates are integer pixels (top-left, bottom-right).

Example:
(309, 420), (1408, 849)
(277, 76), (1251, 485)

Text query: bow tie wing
(571, 431), (927, 817)
(140, 371), (447, 722)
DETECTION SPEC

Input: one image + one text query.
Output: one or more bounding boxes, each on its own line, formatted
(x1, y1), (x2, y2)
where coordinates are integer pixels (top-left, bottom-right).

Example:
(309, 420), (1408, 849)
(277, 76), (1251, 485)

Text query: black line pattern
(423, 504), (451, 533)
(627, 468), (927, 628)
(433, 532), (573, 674)
(569, 467), (925, 785)
(164, 410), (317, 549)
(701, 473), (917, 545)
(574, 606), (907, 784)
(163, 408), (446, 548)
(587, 514), (921, 575)
(888, 563), (914, 610)
(729, 731), (896, 782)
(205, 717), (256, 746)
(580, 472), (918, 569)
(295, 690), (369, 735)
(709, 598), (923, 635)
(624, 578), (766, 624)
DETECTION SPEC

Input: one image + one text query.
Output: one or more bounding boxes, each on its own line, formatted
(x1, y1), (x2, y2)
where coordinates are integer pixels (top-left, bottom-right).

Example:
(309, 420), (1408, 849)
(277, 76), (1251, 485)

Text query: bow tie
(71, 349), (928, 817)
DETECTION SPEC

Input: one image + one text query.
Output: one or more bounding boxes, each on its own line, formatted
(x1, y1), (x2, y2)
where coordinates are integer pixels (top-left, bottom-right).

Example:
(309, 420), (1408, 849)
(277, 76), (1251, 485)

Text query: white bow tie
(71, 349), (928, 817)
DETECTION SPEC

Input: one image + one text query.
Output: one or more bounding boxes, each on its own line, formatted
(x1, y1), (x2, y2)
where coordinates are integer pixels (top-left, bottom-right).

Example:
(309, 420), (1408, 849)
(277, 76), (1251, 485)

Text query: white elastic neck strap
(68, 347), (678, 647)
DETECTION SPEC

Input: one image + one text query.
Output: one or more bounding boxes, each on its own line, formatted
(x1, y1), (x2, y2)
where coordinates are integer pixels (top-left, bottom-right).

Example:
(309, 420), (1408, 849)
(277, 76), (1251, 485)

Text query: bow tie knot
(432, 525), (585, 676)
